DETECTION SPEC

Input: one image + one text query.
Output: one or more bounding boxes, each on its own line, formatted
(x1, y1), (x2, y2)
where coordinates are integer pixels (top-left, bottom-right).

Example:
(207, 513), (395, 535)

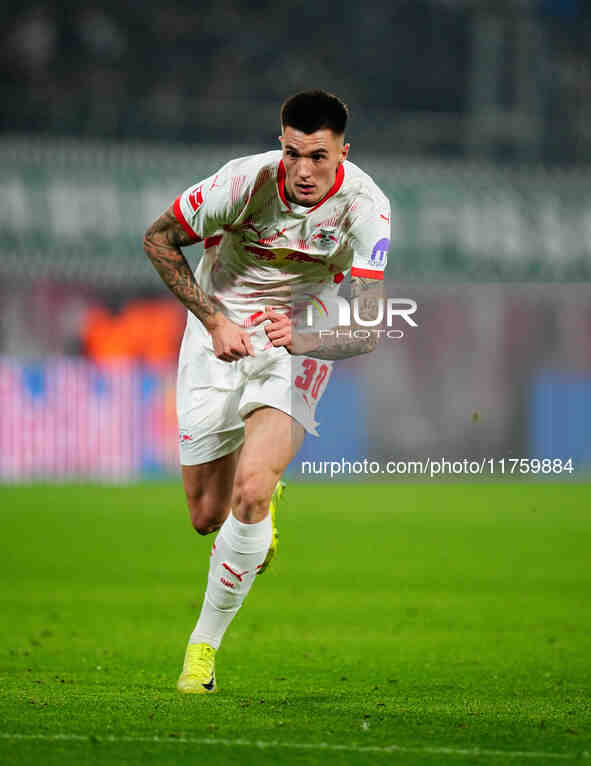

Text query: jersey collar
(277, 160), (345, 214)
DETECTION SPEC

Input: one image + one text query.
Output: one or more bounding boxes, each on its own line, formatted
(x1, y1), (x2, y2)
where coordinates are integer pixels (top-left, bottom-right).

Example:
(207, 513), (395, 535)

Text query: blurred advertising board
(0, 358), (178, 481)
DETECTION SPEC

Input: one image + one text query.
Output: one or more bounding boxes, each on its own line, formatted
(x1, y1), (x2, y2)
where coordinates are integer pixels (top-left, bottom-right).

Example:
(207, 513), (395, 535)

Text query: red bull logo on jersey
(285, 251), (325, 265)
(244, 245), (327, 268)
(244, 244), (278, 262)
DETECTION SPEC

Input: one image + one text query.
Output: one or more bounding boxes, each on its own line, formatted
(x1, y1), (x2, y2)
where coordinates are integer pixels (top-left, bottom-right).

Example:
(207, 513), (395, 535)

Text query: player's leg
(178, 407), (303, 694)
(177, 451), (244, 695)
(232, 405), (302, 522)
(190, 406), (303, 645)
(176, 315), (248, 693)
(181, 449), (241, 536)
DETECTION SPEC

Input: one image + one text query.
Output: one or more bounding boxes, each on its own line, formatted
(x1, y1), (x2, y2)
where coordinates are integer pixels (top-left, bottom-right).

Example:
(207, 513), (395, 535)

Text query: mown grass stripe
(1, 732), (588, 760)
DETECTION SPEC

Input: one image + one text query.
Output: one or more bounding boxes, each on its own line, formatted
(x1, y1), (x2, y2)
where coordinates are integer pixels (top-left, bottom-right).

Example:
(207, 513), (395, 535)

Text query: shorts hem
(239, 400), (319, 437)
(179, 434), (245, 466)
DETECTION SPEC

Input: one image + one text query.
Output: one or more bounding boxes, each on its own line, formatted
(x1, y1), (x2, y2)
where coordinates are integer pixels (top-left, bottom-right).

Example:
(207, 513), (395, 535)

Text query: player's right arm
(143, 205), (254, 361)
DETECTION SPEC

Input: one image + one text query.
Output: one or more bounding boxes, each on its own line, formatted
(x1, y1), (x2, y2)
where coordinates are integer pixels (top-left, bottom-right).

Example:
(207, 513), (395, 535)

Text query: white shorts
(177, 315), (332, 465)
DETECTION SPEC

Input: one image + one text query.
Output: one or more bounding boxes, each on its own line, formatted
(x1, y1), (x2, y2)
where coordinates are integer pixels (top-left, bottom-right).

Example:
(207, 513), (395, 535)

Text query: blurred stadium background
(2, 0), (591, 482)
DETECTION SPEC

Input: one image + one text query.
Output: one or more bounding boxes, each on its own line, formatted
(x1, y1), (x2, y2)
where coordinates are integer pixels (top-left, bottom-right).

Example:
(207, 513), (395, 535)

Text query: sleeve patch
(188, 185), (204, 212)
(369, 237), (390, 268)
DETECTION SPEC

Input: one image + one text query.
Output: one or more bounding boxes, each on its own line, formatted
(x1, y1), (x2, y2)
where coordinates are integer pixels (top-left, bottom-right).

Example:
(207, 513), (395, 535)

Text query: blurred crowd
(0, 279), (185, 366)
(0, 1), (468, 141)
(1, 1), (591, 160)
(83, 298), (185, 365)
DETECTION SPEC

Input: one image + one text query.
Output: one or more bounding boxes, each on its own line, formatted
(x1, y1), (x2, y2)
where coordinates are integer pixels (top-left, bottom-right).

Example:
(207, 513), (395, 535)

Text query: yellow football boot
(257, 480), (286, 575)
(176, 643), (217, 694)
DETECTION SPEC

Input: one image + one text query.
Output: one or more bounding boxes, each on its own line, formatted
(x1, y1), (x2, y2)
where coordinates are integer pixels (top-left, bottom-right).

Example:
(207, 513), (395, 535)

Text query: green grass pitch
(1, 482), (590, 765)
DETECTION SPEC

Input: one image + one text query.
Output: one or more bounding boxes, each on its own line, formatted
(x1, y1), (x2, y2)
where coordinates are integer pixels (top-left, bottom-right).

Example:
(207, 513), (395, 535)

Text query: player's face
(280, 127), (349, 207)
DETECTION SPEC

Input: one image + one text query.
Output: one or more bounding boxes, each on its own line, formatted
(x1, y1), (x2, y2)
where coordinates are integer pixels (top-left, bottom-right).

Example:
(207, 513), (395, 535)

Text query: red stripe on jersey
(173, 197), (201, 242)
(350, 267), (384, 280)
(316, 215), (339, 228)
(259, 233), (279, 245)
(231, 175), (246, 205)
(315, 296), (328, 314)
(204, 235), (222, 249)
(277, 161), (290, 208)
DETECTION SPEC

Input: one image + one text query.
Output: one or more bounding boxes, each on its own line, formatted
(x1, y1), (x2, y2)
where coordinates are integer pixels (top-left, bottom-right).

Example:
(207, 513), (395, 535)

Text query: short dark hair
(281, 90), (348, 136)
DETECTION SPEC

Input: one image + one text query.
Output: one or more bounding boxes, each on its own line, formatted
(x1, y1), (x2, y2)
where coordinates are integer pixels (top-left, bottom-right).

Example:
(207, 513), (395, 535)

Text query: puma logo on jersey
(257, 227), (287, 246)
(240, 219), (262, 241)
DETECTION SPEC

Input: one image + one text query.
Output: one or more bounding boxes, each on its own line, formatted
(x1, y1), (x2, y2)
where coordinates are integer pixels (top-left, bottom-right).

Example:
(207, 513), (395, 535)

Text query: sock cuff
(220, 511), (272, 554)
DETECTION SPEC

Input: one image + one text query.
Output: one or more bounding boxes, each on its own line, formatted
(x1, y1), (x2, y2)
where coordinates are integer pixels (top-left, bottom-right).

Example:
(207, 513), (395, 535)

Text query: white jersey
(173, 150), (390, 332)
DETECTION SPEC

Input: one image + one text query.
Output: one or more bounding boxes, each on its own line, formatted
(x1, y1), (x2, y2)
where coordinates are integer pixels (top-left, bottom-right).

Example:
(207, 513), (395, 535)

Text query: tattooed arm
(143, 205), (220, 325)
(143, 205), (254, 361)
(259, 276), (385, 360)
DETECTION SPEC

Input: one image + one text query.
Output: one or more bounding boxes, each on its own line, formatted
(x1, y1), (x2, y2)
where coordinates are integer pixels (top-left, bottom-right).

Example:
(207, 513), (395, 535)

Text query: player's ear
(341, 142), (350, 163)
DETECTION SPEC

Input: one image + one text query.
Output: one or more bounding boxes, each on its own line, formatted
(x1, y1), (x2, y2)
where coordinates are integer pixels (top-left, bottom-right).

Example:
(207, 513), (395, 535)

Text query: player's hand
(209, 315), (255, 362)
(251, 306), (308, 355)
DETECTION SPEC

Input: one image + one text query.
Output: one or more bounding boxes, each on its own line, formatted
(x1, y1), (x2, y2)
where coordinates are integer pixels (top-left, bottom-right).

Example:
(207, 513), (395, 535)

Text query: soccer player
(143, 90), (390, 693)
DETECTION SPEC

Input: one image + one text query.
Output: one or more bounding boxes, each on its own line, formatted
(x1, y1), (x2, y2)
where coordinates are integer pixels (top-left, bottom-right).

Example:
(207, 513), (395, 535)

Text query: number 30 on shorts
(294, 359), (330, 400)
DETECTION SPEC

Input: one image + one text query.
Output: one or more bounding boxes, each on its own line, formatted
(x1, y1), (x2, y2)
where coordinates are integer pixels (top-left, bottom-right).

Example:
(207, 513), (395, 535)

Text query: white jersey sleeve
(173, 159), (250, 242)
(348, 198), (391, 281)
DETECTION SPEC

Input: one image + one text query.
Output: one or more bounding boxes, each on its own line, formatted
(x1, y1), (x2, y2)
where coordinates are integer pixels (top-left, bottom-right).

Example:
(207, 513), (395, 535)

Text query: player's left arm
(259, 275), (385, 360)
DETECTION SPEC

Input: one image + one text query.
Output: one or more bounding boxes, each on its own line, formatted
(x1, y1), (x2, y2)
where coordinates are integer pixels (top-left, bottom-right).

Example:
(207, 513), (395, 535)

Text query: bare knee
(191, 513), (221, 536)
(185, 493), (226, 536)
(232, 470), (278, 522)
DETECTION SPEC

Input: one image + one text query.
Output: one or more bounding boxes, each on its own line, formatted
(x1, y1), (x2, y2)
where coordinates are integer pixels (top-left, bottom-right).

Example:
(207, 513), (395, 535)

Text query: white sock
(189, 511), (272, 650)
